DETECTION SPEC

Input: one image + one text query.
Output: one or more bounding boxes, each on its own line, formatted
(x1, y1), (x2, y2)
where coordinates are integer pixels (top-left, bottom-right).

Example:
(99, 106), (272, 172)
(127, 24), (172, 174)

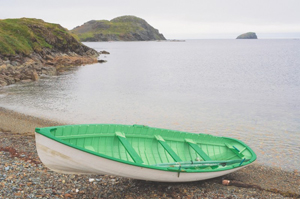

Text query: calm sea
(0, 40), (299, 171)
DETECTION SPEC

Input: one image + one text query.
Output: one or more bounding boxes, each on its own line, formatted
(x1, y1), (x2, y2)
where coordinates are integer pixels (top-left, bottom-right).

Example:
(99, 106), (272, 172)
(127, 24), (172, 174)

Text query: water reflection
(0, 40), (299, 171)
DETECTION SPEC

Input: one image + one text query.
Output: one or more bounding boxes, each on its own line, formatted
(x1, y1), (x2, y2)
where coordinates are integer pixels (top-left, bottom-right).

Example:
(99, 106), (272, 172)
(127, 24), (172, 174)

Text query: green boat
(35, 124), (256, 182)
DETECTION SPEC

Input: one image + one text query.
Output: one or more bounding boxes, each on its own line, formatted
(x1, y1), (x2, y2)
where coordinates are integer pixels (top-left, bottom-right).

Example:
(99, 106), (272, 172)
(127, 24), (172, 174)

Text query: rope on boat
(178, 164), (182, 177)
(154, 159), (250, 167)
(233, 145), (240, 152)
(239, 158), (246, 166)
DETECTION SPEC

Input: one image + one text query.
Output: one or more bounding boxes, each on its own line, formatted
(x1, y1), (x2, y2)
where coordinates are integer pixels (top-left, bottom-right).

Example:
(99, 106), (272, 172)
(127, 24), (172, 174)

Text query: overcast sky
(1, 0), (300, 39)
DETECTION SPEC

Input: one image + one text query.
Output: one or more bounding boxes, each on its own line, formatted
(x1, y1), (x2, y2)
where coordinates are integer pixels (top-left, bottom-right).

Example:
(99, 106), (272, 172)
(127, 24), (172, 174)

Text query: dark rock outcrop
(71, 15), (166, 41)
(236, 32), (258, 39)
(100, 51), (110, 54)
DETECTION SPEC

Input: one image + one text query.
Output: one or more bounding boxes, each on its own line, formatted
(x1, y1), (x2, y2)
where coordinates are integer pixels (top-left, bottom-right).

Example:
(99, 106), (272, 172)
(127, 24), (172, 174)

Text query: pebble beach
(0, 108), (299, 198)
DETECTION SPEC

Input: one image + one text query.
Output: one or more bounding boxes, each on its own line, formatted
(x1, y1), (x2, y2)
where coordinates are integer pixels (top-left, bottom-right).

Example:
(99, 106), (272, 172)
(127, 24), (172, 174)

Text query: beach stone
(20, 79), (32, 83)
(0, 123), (299, 198)
(11, 61), (19, 66)
(3, 76), (15, 84)
(45, 55), (54, 60)
(31, 70), (39, 81)
(0, 79), (7, 86)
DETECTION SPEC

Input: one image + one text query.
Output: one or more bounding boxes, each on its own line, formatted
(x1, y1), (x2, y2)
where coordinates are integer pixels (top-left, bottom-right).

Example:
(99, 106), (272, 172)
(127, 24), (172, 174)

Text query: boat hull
(36, 133), (246, 182)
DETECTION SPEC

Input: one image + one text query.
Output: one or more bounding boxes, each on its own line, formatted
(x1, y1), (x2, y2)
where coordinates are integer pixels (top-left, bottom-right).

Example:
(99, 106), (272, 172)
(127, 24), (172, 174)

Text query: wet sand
(0, 107), (63, 134)
(0, 107), (299, 198)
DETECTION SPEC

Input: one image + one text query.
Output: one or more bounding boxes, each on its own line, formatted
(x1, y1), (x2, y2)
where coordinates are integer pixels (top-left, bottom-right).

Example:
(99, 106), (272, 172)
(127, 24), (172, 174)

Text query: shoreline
(0, 106), (299, 198)
(0, 107), (64, 134)
(0, 53), (99, 87)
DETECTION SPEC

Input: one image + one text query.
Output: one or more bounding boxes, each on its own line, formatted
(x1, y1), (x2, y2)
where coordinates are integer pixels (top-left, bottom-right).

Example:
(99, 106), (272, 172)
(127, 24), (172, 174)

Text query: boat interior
(46, 124), (253, 168)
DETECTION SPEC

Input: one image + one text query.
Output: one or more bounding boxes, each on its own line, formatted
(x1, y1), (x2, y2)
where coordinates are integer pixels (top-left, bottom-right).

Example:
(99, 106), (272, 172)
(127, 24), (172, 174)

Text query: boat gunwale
(35, 124), (257, 173)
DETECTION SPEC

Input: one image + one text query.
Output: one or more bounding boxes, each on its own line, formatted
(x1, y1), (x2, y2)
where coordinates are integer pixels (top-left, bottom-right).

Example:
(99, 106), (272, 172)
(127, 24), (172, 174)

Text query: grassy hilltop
(71, 15), (166, 41)
(0, 18), (90, 56)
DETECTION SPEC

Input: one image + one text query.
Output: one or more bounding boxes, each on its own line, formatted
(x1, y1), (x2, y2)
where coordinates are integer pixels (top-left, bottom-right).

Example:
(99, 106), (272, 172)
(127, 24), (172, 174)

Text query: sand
(0, 107), (63, 134)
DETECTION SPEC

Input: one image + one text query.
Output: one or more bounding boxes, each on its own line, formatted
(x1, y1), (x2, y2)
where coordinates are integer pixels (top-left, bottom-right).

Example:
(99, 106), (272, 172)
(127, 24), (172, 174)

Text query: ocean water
(0, 40), (299, 171)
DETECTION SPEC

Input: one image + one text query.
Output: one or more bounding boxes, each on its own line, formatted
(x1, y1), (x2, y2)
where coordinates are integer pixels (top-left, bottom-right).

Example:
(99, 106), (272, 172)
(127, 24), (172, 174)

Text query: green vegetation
(71, 15), (166, 41)
(0, 18), (80, 56)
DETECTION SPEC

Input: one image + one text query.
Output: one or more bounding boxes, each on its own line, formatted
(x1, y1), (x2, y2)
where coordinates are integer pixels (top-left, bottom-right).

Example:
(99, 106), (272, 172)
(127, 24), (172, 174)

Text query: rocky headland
(71, 15), (166, 41)
(0, 18), (99, 87)
(236, 32), (258, 39)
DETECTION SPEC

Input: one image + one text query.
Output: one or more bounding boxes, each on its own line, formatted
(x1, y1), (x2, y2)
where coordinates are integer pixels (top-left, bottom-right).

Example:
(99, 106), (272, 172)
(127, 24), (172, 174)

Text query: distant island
(0, 18), (99, 87)
(71, 15), (166, 42)
(236, 32), (258, 39)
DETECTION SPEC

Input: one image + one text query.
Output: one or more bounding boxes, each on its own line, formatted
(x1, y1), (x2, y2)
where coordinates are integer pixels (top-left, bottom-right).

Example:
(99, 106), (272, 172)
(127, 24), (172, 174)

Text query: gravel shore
(0, 107), (299, 198)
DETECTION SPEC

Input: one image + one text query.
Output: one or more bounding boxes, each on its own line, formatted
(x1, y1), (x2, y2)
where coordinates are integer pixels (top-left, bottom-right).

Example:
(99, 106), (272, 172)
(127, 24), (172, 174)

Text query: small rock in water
(99, 50), (110, 54)
(5, 166), (10, 171)
(98, 60), (107, 63)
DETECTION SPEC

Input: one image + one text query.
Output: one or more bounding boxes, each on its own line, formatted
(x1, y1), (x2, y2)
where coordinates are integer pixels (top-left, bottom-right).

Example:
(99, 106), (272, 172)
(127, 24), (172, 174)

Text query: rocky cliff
(0, 18), (99, 86)
(71, 15), (166, 41)
(236, 32), (258, 39)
